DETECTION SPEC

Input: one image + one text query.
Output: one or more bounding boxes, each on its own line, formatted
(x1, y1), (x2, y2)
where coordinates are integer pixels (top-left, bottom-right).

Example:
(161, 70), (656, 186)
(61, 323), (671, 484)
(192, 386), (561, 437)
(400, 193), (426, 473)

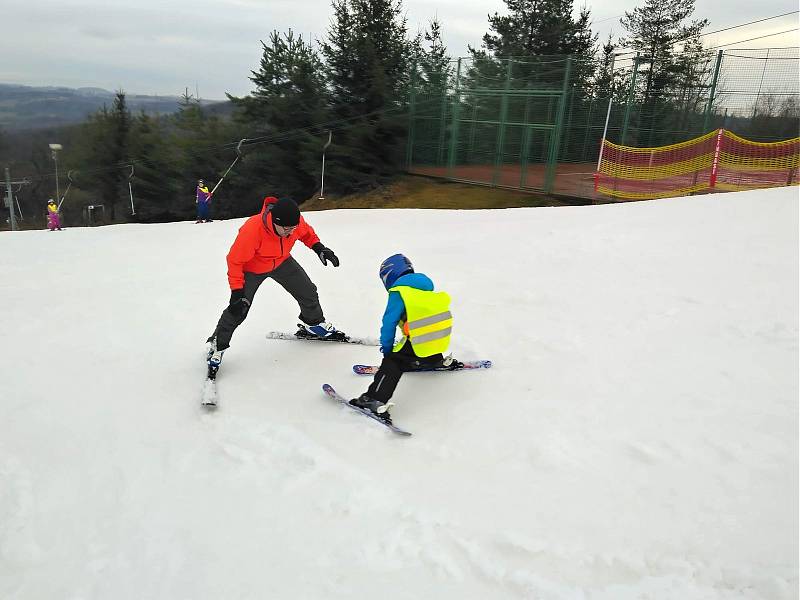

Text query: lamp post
(49, 143), (62, 201)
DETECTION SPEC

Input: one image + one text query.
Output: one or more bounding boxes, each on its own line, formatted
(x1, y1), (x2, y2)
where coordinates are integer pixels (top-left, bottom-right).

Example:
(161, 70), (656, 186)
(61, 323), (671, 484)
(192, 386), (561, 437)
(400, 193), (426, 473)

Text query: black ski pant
(365, 341), (444, 403)
(210, 256), (324, 351)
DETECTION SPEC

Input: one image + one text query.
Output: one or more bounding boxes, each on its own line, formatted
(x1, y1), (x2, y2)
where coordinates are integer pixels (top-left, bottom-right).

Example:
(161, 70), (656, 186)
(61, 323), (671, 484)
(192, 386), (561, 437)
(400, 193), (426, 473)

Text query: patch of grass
(302, 175), (577, 211)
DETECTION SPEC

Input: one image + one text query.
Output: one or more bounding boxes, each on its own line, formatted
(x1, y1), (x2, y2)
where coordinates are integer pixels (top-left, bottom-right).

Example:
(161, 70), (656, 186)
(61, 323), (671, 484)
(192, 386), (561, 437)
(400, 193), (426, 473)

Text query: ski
(322, 384), (411, 436)
(266, 330), (380, 346)
(201, 365), (219, 409)
(353, 359), (492, 376)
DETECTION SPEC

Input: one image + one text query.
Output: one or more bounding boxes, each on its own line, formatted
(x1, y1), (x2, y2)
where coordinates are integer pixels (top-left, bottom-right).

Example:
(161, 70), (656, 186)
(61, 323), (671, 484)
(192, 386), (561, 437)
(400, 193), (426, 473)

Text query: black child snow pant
(210, 256), (325, 351)
(365, 340), (444, 403)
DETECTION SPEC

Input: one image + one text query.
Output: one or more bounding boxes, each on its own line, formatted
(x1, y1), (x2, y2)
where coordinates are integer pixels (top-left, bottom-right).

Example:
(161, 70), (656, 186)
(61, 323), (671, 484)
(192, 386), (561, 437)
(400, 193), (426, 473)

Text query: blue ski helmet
(379, 254), (414, 289)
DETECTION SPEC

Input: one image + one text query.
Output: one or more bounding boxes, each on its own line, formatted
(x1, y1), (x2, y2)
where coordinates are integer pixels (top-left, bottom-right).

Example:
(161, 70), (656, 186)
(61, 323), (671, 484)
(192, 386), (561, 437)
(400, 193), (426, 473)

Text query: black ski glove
(228, 289), (251, 318)
(312, 242), (339, 267)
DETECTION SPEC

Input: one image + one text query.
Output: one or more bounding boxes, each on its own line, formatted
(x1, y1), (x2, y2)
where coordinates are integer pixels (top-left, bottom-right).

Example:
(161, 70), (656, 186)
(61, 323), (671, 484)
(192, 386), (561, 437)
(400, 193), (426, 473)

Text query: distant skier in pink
(46, 199), (62, 231)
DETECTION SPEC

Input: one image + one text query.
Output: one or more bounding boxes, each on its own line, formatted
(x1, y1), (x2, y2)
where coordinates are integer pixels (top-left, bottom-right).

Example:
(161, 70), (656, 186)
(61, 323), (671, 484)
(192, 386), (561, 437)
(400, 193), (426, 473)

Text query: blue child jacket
(379, 272), (434, 353)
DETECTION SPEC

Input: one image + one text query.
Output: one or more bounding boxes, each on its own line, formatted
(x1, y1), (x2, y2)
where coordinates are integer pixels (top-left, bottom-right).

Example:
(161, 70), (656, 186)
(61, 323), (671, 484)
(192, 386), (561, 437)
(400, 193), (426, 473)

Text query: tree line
(4, 0), (793, 227)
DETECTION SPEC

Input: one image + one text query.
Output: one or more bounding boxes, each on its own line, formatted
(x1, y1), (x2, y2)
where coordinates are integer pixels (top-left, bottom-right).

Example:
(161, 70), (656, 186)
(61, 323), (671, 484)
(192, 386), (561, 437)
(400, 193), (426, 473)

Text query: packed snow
(1, 186), (797, 599)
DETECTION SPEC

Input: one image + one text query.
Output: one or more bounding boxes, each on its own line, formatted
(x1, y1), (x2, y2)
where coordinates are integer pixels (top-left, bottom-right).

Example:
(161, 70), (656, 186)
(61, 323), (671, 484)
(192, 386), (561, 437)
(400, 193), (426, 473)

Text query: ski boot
(439, 354), (464, 371)
(349, 394), (395, 421)
(206, 338), (224, 379)
(295, 321), (348, 342)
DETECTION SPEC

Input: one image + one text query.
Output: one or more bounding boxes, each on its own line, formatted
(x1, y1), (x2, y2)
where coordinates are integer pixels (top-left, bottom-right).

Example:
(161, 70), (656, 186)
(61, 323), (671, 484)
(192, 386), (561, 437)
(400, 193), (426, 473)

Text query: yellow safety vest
(389, 285), (452, 357)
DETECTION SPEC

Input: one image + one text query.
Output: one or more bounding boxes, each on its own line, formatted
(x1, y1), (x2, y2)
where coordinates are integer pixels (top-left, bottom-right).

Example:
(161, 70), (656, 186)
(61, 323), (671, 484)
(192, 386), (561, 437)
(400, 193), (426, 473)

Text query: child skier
(196, 179), (212, 223)
(350, 254), (462, 421)
(46, 199), (62, 231)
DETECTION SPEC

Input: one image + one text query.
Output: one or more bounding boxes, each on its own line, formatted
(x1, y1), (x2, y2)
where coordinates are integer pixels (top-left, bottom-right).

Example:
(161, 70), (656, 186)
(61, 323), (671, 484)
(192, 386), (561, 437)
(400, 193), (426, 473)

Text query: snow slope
(1, 187), (797, 599)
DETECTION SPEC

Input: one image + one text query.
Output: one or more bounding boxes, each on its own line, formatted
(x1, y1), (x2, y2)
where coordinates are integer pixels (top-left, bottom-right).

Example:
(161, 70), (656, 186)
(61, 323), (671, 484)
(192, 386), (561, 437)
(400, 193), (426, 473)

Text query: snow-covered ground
(1, 187), (797, 599)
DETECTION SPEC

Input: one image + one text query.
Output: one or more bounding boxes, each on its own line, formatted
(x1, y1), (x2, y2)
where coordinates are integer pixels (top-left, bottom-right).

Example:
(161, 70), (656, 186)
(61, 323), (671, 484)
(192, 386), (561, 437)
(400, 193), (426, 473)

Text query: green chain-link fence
(406, 47), (800, 199)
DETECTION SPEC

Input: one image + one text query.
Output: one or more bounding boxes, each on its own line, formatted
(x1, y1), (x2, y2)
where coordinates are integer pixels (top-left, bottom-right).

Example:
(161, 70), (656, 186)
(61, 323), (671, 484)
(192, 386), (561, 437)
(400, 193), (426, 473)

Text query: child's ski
(266, 330), (380, 346)
(353, 360), (492, 376)
(322, 384), (411, 436)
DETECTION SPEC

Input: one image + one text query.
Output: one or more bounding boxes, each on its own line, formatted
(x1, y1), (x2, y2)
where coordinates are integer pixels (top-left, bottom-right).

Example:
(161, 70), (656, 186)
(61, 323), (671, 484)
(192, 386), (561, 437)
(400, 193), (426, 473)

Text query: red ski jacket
(226, 197), (321, 289)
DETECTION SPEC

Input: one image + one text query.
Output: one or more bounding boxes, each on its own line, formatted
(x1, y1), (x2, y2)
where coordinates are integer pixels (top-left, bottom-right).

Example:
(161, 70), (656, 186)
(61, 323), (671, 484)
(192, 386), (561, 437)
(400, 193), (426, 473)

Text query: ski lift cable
(612, 11), (800, 57)
(20, 95), (447, 183)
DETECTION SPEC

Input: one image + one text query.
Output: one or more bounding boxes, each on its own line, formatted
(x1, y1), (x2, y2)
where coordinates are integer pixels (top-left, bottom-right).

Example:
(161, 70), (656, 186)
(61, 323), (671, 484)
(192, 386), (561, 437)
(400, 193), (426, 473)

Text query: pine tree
(321, 0), (411, 192)
(174, 93), (215, 206)
(231, 29), (328, 202)
(671, 37), (715, 135)
(128, 112), (184, 221)
(417, 18), (452, 96)
(481, 0), (596, 59)
(106, 91), (131, 220)
(593, 34), (616, 98)
(71, 91), (131, 221)
(468, 0), (598, 121)
(619, 0), (708, 143)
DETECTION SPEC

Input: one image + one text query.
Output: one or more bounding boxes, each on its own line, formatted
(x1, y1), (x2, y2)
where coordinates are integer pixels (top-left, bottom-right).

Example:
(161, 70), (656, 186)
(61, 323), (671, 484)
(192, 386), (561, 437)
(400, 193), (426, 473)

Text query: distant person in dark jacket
(196, 179), (212, 223)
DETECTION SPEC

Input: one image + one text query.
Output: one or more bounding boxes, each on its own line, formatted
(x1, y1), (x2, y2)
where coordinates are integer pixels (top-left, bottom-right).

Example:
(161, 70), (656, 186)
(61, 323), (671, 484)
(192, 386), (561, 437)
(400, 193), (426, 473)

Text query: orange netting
(595, 129), (800, 200)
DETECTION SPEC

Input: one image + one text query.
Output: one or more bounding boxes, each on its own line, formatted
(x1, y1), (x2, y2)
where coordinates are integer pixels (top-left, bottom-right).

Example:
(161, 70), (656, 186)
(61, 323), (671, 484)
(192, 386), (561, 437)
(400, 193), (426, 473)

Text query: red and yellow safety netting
(595, 129), (800, 200)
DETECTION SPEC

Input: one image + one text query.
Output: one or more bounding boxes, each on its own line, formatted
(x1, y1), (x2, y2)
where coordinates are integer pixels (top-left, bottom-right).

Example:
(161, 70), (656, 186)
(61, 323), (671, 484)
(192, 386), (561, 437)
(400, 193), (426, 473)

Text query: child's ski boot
(349, 394), (395, 421)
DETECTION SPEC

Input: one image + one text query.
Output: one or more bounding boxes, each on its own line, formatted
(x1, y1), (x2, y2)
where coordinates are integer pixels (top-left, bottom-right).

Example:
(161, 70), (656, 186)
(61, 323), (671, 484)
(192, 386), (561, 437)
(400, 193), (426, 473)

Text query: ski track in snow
(195, 413), (793, 600)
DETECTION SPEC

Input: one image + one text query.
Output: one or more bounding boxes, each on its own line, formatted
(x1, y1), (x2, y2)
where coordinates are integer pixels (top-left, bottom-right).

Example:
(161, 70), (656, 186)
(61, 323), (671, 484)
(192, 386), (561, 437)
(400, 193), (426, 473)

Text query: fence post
(436, 97), (447, 165)
(406, 59), (417, 169)
(545, 56), (572, 194)
(468, 100), (478, 164)
(561, 82), (576, 162)
(709, 128), (725, 189)
(492, 57), (514, 186)
(702, 50), (724, 132)
(447, 57), (463, 178)
(436, 71), (450, 166)
(520, 82), (533, 188)
(621, 53), (640, 146)
(595, 54), (616, 192)
(582, 98), (594, 163)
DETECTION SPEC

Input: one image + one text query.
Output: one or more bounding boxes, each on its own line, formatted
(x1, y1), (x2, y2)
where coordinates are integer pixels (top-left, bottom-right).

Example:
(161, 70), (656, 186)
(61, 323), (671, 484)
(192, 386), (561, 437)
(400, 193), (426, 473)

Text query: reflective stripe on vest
(389, 285), (452, 357)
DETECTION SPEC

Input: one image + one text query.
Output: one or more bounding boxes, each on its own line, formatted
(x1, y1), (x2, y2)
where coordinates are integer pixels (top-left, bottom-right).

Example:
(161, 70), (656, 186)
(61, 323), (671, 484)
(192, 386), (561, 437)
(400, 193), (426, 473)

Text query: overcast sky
(2, 0), (798, 99)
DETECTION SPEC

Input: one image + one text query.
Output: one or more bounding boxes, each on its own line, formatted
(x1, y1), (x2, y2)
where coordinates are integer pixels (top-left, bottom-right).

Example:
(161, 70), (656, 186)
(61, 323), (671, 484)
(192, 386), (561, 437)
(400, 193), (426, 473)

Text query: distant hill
(0, 84), (231, 131)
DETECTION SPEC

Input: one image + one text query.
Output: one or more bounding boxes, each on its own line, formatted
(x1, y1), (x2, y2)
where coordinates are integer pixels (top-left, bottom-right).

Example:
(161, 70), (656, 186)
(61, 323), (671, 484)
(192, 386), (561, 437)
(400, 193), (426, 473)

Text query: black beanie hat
(270, 197), (300, 227)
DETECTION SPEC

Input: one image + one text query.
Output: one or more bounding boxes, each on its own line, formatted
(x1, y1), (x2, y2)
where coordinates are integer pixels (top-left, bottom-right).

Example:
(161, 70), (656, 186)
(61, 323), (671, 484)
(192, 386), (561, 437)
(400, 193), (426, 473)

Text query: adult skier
(350, 254), (462, 419)
(206, 196), (342, 370)
(196, 179), (212, 223)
